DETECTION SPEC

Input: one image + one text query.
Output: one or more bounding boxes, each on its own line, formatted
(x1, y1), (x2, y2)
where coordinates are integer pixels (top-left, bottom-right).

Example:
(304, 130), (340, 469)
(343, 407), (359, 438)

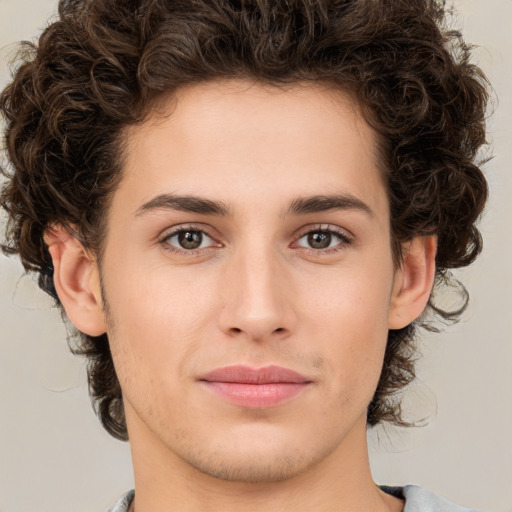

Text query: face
(97, 80), (400, 482)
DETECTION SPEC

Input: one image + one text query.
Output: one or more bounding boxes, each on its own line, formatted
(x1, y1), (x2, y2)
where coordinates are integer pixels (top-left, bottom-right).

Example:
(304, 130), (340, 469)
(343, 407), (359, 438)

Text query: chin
(168, 425), (335, 484)
(184, 449), (318, 483)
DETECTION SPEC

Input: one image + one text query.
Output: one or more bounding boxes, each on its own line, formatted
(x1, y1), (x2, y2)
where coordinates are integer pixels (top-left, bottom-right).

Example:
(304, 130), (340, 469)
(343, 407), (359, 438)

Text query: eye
(162, 227), (218, 252)
(295, 228), (351, 251)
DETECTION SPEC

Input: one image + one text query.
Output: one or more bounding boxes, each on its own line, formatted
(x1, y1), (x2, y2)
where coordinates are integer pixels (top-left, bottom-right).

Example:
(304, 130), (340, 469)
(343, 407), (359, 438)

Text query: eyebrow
(286, 194), (373, 217)
(135, 192), (373, 218)
(135, 194), (232, 217)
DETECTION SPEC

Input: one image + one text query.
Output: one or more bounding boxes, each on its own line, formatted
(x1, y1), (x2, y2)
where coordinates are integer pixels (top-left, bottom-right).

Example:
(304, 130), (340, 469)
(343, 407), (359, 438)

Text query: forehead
(117, 79), (388, 221)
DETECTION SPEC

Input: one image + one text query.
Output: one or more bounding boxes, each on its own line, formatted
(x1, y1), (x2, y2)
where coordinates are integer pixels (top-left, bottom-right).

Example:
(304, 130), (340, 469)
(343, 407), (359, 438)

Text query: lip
(199, 365), (313, 409)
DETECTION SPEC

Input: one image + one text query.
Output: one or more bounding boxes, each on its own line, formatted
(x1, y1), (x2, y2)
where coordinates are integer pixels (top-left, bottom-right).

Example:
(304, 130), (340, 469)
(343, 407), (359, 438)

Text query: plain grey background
(0, 0), (511, 511)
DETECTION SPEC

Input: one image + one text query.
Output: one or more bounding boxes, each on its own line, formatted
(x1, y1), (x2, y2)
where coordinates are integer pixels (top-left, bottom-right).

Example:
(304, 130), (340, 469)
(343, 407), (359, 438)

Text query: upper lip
(200, 365), (311, 384)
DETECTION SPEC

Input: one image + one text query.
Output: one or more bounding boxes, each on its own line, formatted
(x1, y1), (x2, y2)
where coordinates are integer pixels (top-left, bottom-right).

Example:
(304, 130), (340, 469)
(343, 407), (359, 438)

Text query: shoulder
(381, 485), (487, 512)
(108, 486), (486, 512)
(106, 490), (134, 512)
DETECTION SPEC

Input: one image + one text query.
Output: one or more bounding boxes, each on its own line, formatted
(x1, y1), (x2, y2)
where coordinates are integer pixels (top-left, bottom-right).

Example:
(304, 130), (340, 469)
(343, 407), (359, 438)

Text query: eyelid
(291, 224), (354, 252)
(157, 222), (354, 256)
(158, 223), (222, 254)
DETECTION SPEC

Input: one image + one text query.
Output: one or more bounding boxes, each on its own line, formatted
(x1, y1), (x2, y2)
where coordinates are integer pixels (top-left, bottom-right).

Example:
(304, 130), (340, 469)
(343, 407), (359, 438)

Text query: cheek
(306, 264), (392, 338)
(302, 267), (393, 394)
(103, 262), (220, 381)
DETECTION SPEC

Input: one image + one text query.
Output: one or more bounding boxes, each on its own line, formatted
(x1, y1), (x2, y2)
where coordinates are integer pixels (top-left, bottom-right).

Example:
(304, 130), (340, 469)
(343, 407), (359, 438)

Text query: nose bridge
(219, 237), (294, 340)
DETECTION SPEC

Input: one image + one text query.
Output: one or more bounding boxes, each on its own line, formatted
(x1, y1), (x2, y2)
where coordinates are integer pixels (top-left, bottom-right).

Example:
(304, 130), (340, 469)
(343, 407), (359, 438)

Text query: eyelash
(159, 224), (353, 256)
(293, 225), (353, 255)
(159, 224), (220, 256)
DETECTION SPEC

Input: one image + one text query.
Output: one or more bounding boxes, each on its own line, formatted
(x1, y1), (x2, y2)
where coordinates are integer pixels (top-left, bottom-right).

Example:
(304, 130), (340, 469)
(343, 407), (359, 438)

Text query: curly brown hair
(0, 0), (489, 440)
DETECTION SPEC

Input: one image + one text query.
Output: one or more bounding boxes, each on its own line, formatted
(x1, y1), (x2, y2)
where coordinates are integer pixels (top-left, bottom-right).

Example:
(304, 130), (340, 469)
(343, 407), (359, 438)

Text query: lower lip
(202, 382), (311, 408)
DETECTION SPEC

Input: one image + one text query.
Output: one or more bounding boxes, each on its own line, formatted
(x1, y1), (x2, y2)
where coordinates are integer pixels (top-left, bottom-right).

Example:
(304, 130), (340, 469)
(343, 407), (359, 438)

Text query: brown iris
(307, 232), (332, 249)
(178, 230), (203, 249)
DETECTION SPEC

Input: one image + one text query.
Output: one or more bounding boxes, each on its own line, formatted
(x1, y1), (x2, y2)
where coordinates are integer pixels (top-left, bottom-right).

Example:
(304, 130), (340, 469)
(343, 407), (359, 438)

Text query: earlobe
(388, 236), (437, 330)
(44, 225), (107, 336)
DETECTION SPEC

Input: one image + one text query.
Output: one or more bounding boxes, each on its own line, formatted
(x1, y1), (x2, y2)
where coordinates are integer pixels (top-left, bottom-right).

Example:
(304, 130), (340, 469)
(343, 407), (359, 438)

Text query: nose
(217, 245), (297, 342)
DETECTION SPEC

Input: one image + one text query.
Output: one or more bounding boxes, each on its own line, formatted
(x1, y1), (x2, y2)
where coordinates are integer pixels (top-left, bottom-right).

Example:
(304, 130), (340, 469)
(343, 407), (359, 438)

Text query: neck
(127, 412), (402, 512)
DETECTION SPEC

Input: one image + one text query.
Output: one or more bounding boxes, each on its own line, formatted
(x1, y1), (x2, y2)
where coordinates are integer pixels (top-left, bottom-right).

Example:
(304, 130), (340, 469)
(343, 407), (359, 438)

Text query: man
(0, 0), (490, 511)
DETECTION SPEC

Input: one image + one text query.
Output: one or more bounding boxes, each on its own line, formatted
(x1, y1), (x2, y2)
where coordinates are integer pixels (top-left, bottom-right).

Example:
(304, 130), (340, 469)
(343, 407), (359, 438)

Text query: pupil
(178, 231), (202, 249)
(308, 232), (331, 249)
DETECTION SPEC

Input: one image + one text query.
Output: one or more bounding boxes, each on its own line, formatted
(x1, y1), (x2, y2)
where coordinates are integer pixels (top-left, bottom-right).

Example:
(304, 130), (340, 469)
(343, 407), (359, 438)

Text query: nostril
(228, 326), (285, 335)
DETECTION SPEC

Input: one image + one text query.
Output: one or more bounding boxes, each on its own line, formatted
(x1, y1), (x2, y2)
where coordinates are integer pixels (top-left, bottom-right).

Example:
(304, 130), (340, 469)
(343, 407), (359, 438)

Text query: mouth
(199, 365), (313, 409)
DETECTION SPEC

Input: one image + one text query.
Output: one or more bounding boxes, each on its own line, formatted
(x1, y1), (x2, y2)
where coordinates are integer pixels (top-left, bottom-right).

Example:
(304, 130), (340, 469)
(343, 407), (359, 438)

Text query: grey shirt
(107, 485), (486, 511)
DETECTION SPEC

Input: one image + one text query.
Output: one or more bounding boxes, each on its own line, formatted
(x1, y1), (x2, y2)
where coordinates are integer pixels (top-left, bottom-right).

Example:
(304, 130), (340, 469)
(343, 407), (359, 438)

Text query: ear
(388, 236), (437, 330)
(44, 225), (107, 336)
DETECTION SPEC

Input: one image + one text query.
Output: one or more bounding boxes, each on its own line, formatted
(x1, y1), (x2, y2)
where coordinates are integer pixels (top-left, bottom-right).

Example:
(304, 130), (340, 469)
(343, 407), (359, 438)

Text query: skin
(46, 80), (436, 512)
